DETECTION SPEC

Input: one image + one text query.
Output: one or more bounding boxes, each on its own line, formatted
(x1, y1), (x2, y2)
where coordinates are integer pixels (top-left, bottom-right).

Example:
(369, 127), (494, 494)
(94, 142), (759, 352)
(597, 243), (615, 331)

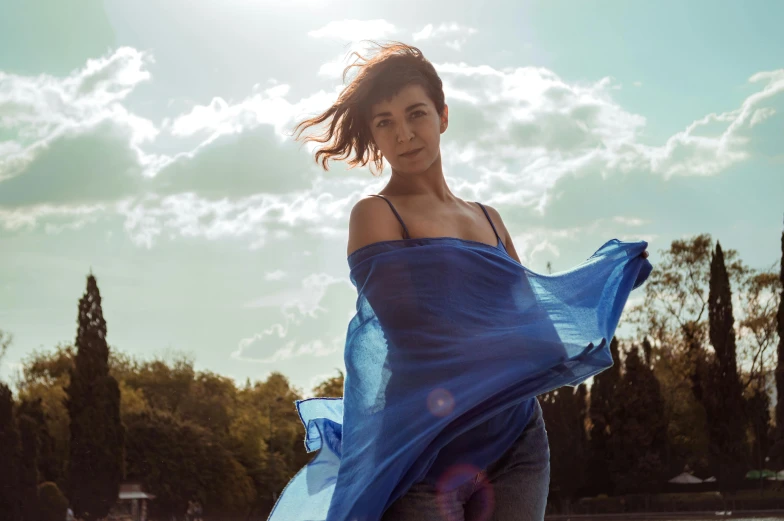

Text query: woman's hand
(641, 250), (649, 259)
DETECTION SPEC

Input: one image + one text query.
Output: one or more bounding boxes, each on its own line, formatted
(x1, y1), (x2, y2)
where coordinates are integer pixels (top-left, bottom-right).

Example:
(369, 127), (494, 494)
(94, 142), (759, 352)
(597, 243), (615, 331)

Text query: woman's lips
(400, 148), (423, 157)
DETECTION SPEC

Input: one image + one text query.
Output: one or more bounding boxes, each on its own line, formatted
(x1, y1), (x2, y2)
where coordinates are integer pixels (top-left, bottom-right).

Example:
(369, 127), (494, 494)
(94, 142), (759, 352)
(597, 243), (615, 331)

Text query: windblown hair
(290, 40), (445, 176)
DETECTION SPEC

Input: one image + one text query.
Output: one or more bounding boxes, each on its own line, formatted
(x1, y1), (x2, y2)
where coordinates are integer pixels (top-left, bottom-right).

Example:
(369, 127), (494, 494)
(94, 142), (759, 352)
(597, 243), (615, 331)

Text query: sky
(1, 0), (782, 397)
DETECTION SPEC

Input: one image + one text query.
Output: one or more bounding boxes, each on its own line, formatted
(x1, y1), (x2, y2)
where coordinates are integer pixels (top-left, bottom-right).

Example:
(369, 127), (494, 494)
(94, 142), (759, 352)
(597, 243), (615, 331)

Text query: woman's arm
(347, 196), (406, 257)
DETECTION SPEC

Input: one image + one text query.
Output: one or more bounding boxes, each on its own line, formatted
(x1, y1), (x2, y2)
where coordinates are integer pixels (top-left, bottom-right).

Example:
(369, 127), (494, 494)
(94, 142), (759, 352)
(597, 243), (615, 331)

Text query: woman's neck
(382, 153), (454, 203)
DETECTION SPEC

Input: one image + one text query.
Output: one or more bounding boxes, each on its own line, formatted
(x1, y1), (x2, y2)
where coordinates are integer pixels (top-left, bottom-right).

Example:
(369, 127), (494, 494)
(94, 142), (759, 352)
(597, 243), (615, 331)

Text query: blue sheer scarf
(269, 237), (652, 521)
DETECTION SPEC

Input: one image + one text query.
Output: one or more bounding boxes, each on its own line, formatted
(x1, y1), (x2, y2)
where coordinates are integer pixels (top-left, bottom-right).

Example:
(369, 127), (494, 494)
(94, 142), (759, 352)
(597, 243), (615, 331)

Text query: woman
(273, 41), (650, 521)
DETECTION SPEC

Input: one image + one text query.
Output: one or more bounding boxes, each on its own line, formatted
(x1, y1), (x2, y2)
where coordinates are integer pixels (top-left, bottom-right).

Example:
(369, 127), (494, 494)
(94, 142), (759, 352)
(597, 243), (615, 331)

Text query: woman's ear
(440, 104), (449, 133)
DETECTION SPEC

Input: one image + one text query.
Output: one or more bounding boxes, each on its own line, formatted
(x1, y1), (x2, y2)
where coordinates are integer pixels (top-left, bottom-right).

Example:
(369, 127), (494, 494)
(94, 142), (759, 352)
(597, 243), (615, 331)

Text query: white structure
(668, 472), (703, 484)
(108, 482), (156, 521)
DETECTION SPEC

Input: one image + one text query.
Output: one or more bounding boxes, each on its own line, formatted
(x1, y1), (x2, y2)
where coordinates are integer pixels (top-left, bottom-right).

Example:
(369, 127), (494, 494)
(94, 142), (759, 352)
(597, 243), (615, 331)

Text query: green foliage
(65, 273), (125, 521)
(312, 369), (344, 398)
(586, 336), (622, 496)
(8, 230), (781, 517)
(650, 339), (711, 476)
(0, 329), (12, 366)
(19, 397), (60, 485)
(0, 383), (22, 521)
(38, 481), (69, 521)
(608, 345), (668, 493)
(122, 355), (195, 414)
(705, 242), (749, 489)
(540, 383), (589, 499)
(124, 408), (255, 518)
(774, 228), (784, 445)
(16, 353), (71, 490)
(178, 371), (238, 440)
(19, 413), (41, 521)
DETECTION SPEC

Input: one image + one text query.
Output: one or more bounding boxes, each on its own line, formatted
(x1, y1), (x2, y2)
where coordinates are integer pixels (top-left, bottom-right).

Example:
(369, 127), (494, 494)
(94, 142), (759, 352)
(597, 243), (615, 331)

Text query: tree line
(541, 232), (784, 506)
(0, 231), (781, 520)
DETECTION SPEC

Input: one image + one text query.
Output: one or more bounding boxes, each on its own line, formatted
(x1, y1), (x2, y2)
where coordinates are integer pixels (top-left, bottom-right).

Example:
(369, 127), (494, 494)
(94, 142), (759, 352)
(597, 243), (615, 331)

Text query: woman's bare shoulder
(481, 203), (523, 263)
(347, 196), (405, 256)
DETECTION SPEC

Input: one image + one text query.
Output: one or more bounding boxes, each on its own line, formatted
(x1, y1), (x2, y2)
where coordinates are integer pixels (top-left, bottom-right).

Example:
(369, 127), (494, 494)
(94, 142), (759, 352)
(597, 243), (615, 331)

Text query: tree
(775, 226), (784, 446)
(0, 329), (12, 365)
(734, 262), (780, 471)
(312, 369), (345, 398)
(15, 345), (74, 490)
(19, 413), (41, 521)
(19, 397), (60, 485)
(179, 370), (238, 442)
(706, 241), (749, 489)
(626, 235), (753, 481)
(737, 268), (781, 392)
(608, 345), (668, 493)
(586, 336), (622, 495)
(124, 409), (255, 519)
(122, 354), (195, 415)
(0, 383), (22, 521)
(65, 273), (125, 521)
(650, 335), (711, 477)
(38, 482), (68, 521)
(540, 383), (588, 510)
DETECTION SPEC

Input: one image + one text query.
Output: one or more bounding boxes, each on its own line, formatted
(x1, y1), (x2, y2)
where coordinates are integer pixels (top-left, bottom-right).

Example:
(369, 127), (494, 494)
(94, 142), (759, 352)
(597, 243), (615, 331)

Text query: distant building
(107, 482), (155, 521)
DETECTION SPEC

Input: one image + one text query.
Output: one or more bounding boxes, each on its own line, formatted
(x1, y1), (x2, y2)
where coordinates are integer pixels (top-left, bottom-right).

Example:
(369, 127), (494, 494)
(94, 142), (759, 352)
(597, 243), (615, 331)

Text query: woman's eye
(376, 111), (426, 128)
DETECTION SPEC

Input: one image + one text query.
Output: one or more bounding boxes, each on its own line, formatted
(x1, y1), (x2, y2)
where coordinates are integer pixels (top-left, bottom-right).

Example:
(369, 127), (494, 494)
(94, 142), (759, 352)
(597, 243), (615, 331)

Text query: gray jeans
(381, 398), (550, 521)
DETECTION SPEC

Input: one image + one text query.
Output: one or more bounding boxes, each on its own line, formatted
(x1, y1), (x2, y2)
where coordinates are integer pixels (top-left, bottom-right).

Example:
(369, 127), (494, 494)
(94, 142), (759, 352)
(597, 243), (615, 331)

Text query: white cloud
(115, 176), (363, 249)
(306, 21), (403, 80)
(168, 84), (293, 139)
(0, 203), (106, 232)
(307, 19), (398, 42)
(231, 273), (354, 363)
(412, 22), (478, 51)
(509, 215), (657, 268)
(264, 270), (287, 281)
(648, 69), (784, 178)
(0, 47), (159, 181)
(245, 272), (343, 316)
(612, 216), (648, 226)
(1, 44), (781, 251)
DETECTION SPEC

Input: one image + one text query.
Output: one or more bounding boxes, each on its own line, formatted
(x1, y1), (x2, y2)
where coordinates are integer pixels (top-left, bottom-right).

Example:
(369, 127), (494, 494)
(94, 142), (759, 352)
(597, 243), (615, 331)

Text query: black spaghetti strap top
(475, 202), (502, 245)
(369, 194), (411, 239)
(369, 194), (503, 248)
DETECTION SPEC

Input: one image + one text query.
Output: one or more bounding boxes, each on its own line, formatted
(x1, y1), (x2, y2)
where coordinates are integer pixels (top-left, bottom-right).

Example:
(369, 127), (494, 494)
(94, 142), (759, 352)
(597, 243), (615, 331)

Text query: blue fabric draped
(269, 237), (652, 521)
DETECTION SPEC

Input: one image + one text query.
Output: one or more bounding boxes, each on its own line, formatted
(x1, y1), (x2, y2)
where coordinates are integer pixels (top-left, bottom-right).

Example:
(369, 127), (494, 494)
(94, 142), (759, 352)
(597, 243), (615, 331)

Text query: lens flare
(435, 464), (481, 521)
(466, 471), (496, 521)
(433, 464), (496, 521)
(427, 388), (455, 417)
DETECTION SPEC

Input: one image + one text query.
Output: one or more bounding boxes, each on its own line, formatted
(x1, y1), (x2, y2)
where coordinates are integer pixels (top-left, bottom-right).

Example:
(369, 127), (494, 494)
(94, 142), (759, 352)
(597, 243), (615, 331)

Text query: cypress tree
(18, 398), (60, 485)
(19, 413), (41, 521)
(775, 224), (784, 442)
(707, 241), (748, 489)
(541, 383), (588, 509)
(0, 383), (22, 521)
(608, 345), (667, 493)
(38, 481), (69, 521)
(586, 336), (622, 495)
(65, 273), (125, 521)
(749, 388), (772, 470)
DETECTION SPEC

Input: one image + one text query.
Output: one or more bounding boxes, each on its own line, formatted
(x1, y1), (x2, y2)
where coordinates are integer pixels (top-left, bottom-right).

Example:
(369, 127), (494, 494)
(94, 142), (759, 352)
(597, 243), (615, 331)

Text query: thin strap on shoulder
(369, 194), (411, 239)
(475, 202), (501, 244)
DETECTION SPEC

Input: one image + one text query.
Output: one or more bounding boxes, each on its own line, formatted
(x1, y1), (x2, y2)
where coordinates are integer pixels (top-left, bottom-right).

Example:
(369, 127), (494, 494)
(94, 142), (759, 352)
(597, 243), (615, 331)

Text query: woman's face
(367, 83), (448, 173)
